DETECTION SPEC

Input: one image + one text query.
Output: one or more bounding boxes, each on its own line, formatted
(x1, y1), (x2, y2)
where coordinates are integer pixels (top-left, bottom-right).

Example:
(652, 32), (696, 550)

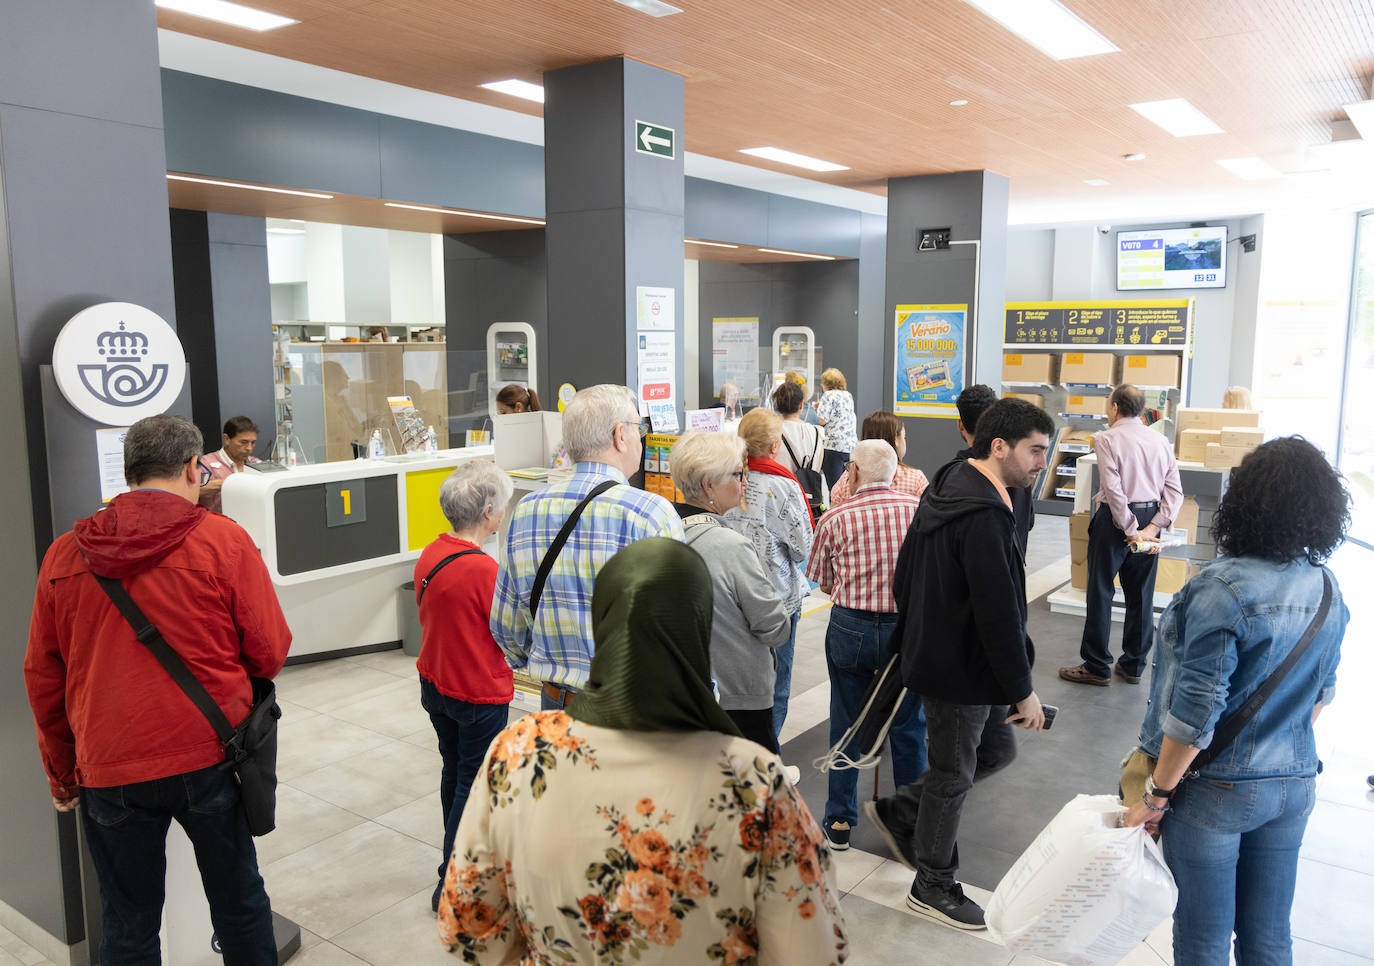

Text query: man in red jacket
(25, 413), (291, 965)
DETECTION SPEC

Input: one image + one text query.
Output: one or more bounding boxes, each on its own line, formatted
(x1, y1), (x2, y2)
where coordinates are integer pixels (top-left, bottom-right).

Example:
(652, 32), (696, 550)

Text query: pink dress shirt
(1092, 418), (1183, 536)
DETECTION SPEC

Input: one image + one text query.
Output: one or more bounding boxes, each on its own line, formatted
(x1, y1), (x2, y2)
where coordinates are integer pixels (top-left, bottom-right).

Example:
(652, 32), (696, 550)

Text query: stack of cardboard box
(1069, 503), (1202, 595)
(1002, 352), (1058, 384)
(1176, 408), (1262, 466)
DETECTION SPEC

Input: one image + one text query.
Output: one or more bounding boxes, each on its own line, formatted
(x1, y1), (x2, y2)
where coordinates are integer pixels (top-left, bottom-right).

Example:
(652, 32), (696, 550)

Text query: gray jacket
(682, 513), (791, 710)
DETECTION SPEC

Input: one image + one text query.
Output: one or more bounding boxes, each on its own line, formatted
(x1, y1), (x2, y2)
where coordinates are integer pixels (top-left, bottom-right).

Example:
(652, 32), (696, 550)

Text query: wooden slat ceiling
(156, 0), (1374, 208)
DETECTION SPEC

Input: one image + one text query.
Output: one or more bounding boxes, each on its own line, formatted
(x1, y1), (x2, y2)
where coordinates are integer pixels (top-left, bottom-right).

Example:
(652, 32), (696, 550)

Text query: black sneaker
(905, 881), (986, 931)
(863, 799), (918, 871)
(824, 820), (851, 851)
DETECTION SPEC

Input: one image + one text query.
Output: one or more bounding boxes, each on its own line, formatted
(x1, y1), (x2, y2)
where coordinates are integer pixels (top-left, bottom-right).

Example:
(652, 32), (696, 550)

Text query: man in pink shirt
(198, 416), (260, 515)
(1060, 385), (1183, 687)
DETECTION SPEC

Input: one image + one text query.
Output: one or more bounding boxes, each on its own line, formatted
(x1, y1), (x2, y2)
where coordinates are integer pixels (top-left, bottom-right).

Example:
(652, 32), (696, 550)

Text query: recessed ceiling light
(1122, 153), (1146, 162)
(266, 227), (305, 235)
(686, 239), (740, 249)
(166, 174), (332, 199)
(1128, 99), (1223, 137)
(155, 0), (297, 31)
(287, 219), (305, 224)
(480, 79), (545, 104)
(1216, 157), (1283, 180)
(958, 0), (1118, 60)
(610, 0), (683, 17)
(756, 248), (837, 261)
(383, 202), (546, 225)
(739, 147), (849, 172)
(1344, 99), (1374, 139)
(949, 99), (969, 107)
(1083, 178), (1110, 186)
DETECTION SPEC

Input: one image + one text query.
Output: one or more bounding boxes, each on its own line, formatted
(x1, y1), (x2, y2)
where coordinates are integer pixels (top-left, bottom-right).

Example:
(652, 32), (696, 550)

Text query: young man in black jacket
(866, 398), (1054, 931)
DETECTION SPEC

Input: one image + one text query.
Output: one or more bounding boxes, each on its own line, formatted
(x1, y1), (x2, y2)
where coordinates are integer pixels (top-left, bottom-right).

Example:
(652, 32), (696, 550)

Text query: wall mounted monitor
(1117, 226), (1227, 291)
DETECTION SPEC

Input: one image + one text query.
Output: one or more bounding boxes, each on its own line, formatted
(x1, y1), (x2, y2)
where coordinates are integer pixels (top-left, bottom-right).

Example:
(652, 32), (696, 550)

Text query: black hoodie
(891, 458), (1034, 705)
(956, 444), (1034, 555)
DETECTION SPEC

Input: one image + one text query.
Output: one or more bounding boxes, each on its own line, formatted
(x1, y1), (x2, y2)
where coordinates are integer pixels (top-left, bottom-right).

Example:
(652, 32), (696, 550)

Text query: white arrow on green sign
(634, 121), (675, 159)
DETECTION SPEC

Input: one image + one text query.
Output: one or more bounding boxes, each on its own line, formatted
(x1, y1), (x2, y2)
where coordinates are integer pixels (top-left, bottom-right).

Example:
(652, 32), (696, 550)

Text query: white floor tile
(255, 784), (368, 867)
(323, 682), (433, 740)
(332, 888), (454, 965)
(828, 845), (886, 893)
(343, 649), (419, 680)
(276, 711), (394, 783)
(289, 741), (442, 820)
(283, 941), (368, 965)
(276, 662), (416, 715)
(373, 791), (446, 851)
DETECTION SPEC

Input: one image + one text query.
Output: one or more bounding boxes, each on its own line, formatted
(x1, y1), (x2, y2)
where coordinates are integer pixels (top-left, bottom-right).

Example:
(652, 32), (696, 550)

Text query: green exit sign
(634, 121), (675, 159)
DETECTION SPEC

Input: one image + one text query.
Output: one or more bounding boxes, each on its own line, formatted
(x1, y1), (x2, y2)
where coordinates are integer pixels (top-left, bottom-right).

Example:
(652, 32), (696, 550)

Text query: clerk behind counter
(198, 416), (261, 514)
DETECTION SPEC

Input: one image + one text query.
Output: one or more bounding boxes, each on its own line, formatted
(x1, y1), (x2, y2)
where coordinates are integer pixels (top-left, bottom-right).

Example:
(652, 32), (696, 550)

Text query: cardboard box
(1176, 408), (1261, 432)
(1155, 557), (1200, 596)
(1003, 392), (1045, 408)
(1002, 352), (1058, 384)
(1221, 426), (1265, 447)
(1060, 352), (1117, 385)
(1170, 496), (1199, 544)
(1070, 511), (1090, 591)
(1178, 429), (1222, 462)
(1205, 442), (1255, 469)
(1121, 353), (1181, 388)
(1063, 394), (1108, 416)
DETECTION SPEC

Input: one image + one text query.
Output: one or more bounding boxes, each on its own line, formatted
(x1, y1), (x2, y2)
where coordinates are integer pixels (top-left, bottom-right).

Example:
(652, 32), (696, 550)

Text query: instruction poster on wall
(711, 317), (759, 403)
(894, 304), (965, 418)
(637, 329), (676, 427)
(636, 286), (675, 331)
(96, 426), (130, 503)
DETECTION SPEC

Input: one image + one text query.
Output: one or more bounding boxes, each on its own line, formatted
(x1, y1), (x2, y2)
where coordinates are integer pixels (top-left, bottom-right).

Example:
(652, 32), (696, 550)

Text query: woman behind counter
(1124, 437), (1349, 966)
(495, 383), (541, 415)
(414, 460), (515, 913)
(438, 538), (847, 964)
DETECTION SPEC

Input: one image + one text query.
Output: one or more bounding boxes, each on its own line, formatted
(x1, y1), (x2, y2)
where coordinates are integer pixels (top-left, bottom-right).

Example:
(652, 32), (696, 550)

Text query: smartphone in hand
(1041, 704), (1058, 730)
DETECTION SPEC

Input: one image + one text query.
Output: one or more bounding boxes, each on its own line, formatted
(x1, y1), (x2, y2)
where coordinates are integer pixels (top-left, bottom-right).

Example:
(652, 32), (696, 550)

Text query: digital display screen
(1117, 226), (1227, 291)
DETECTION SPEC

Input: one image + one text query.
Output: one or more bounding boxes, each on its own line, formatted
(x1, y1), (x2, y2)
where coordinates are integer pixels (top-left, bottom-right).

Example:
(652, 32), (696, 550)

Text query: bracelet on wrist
(1140, 793), (1171, 814)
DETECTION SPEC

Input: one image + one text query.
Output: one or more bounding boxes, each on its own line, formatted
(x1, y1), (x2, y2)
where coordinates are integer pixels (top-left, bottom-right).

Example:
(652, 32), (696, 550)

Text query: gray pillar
(544, 59), (685, 423)
(883, 171), (1009, 473)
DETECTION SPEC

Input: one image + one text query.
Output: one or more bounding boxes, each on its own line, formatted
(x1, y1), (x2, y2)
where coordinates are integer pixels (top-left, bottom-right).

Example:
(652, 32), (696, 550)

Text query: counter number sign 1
(52, 302), (186, 426)
(634, 121), (675, 159)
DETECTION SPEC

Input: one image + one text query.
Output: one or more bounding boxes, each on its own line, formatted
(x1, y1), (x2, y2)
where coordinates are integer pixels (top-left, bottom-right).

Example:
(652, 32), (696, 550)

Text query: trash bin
(400, 581), (422, 657)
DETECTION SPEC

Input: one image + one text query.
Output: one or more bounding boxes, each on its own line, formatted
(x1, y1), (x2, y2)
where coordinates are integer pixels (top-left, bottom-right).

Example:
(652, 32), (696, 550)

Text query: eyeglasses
(619, 420), (648, 441)
(198, 464), (211, 486)
(729, 469), (747, 483)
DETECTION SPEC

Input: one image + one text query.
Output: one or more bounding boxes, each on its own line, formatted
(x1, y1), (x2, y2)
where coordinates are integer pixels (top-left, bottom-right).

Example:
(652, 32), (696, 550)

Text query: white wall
(1005, 229), (1053, 301)
(342, 225), (391, 324)
(683, 258), (700, 409)
(387, 229), (444, 325)
(304, 222), (345, 322)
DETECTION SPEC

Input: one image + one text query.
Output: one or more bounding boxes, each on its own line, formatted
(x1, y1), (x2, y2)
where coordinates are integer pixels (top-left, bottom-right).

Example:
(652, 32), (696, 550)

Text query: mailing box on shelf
(1221, 426), (1265, 447)
(1120, 353), (1181, 387)
(1205, 442), (1256, 469)
(1070, 511), (1090, 590)
(1063, 394), (1108, 416)
(1171, 496), (1200, 545)
(1177, 408), (1261, 433)
(1155, 557), (1200, 596)
(1002, 352), (1058, 384)
(1178, 429), (1222, 462)
(1060, 352), (1117, 385)
(1003, 392), (1045, 408)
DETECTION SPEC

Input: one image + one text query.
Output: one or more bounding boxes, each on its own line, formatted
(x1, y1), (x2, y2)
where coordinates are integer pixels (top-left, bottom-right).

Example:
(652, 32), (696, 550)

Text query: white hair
(439, 460), (514, 531)
(670, 432), (746, 502)
(851, 438), (897, 486)
(561, 384), (639, 462)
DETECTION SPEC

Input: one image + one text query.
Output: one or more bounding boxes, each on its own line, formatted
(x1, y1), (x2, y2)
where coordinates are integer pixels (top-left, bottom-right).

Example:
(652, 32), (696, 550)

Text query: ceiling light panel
(155, 0), (297, 31)
(480, 79), (545, 103)
(166, 174), (332, 198)
(610, 0), (683, 17)
(1216, 157), (1282, 180)
(739, 147), (849, 172)
(756, 248), (836, 260)
(383, 202), (545, 225)
(1083, 179), (1110, 186)
(685, 239), (740, 248)
(959, 0), (1118, 60)
(1344, 100), (1374, 140)
(1129, 99), (1223, 137)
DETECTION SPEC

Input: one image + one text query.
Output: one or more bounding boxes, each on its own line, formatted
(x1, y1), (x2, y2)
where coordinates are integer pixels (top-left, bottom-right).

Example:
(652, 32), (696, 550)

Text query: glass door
(1340, 209), (1374, 547)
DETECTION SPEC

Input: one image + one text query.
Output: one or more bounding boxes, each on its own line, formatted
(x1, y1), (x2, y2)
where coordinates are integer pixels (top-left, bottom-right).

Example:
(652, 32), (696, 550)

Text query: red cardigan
(414, 536), (513, 703)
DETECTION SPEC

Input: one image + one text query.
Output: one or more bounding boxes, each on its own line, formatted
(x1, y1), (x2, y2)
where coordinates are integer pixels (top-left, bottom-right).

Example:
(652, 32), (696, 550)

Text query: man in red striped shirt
(806, 439), (926, 852)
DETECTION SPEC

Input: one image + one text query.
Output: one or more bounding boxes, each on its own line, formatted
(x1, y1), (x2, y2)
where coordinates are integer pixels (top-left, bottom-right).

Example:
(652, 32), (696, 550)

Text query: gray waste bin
(400, 581), (422, 657)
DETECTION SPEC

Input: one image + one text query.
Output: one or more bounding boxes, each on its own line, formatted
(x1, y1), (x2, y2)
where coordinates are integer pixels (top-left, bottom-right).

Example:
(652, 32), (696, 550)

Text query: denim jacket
(1138, 555), (1346, 782)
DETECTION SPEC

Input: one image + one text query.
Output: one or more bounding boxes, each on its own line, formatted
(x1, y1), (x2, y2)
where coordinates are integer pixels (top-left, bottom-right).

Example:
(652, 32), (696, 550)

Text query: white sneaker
(784, 764), (802, 785)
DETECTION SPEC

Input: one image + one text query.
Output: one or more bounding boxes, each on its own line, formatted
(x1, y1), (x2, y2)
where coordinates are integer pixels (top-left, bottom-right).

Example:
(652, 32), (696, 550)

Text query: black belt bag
(91, 573), (281, 836)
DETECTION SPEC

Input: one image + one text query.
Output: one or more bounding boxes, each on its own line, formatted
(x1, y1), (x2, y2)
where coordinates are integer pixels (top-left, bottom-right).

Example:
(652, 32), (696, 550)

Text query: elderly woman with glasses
(669, 432), (792, 753)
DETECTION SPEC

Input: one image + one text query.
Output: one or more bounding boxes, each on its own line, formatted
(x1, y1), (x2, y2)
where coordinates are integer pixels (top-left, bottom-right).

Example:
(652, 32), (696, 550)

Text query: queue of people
(22, 371), (1350, 966)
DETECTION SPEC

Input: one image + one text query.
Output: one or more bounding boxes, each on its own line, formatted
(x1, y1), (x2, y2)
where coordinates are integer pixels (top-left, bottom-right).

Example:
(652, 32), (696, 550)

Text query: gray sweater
(682, 513), (792, 710)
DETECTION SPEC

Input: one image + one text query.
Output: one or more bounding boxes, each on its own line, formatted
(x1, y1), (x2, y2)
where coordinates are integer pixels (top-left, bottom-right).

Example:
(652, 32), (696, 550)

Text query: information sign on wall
(634, 121), (675, 159)
(52, 301), (186, 425)
(894, 304), (966, 419)
(711, 318), (759, 403)
(1004, 300), (1191, 347)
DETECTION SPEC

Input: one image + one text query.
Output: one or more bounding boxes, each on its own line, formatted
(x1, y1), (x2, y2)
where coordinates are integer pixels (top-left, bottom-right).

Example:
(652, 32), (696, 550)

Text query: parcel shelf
(1054, 486), (1077, 499)
(1056, 466), (1077, 476)
(1001, 381), (1057, 390)
(1059, 383), (1114, 393)
(1059, 442), (1092, 454)
(1060, 413), (1107, 421)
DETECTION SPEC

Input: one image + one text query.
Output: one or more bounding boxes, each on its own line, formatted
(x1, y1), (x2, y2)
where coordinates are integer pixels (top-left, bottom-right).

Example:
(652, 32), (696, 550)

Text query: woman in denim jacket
(1124, 437), (1350, 966)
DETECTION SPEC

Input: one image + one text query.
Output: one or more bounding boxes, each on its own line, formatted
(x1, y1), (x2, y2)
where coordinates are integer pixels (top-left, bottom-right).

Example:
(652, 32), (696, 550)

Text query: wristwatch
(1145, 774), (1176, 799)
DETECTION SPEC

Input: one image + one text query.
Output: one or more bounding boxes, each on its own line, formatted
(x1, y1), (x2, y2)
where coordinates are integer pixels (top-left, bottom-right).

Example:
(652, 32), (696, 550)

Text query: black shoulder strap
(529, 480), (618, 617)
(780, 433), (804, 472)
(1192, 571), (1332, 773)
(418, 548), (483, 604)
(89, 572), (236, 746)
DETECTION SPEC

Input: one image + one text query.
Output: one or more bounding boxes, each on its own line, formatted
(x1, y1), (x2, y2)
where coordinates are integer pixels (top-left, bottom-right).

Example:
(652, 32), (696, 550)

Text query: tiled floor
(10, 519), (1370, 965)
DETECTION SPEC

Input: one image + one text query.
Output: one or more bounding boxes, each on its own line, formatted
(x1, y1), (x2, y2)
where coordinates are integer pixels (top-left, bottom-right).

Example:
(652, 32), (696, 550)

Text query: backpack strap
(418, 548), (483, 604)
(529, 479), (618, 617)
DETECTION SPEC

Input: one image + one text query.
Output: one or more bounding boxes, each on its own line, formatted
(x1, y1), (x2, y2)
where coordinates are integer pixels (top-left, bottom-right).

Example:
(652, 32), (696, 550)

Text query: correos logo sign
(52, 302), (186, 426)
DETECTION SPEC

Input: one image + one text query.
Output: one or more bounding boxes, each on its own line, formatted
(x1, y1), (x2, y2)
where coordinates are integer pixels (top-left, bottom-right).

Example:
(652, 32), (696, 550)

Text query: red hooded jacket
(24, 489), (291, 798)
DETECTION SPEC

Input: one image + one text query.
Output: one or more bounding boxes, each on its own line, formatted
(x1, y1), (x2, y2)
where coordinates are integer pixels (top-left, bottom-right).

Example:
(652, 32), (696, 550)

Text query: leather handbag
(1119, 571), (1332, 805)
(91, 573), (282, 836)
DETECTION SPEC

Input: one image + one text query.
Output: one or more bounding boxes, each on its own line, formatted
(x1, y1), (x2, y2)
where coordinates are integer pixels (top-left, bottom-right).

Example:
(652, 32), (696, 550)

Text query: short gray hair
(851, 438), (896, 486)
(671, 432), (745, 502)
(439, 460), (514, 531)
(125, 414), (204, 485)
(561, 384), (639, 462)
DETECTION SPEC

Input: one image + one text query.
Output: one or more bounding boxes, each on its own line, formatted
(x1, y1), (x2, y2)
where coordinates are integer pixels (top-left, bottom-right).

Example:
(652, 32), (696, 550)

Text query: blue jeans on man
(1162, 775), (1316, 965)
(80, 764), (275, 965)
(421, 677), (510, 908)
(824, 605), (926, 828)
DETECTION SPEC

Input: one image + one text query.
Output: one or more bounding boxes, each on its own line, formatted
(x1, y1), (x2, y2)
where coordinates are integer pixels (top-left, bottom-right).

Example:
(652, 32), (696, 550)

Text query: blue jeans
(772, 609), (801, 737)
(1162, 775), (1316, 966)
(421, 678), (510, 897)
(824, 606), (926, 826)
(81, 764), (275, 965)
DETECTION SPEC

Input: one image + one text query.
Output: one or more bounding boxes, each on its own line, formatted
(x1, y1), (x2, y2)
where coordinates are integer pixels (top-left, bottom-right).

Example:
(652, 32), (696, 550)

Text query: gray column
(543, 59), (685, 422)
(883, 171), (1009, 471)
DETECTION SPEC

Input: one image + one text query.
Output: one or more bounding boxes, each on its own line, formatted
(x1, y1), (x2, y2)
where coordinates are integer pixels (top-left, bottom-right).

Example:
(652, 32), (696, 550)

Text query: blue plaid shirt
(490, 463), (684, 688)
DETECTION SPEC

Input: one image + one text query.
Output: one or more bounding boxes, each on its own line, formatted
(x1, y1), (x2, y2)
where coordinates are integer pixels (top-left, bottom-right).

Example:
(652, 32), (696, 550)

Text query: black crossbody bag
(418, 548), (483, 604)
(91, 574), (282, 837)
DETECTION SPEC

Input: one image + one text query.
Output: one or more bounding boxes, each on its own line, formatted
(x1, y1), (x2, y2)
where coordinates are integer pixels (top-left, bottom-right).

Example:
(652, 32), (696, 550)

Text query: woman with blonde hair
(815, 368), (857, 489)
(826, 410), (929, 509)
(723, 409), (813, 740)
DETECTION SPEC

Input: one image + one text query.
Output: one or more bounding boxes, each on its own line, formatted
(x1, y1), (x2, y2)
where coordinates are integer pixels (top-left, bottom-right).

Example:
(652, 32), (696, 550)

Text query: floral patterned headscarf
(568, 538), (741, 737)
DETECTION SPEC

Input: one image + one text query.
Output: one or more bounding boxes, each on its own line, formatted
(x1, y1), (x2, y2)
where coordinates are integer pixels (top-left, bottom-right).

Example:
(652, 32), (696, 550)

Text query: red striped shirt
(806, 484), (920, 613)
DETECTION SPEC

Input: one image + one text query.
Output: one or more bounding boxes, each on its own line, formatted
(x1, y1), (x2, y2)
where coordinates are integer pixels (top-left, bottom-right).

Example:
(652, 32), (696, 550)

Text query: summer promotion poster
(894, 304), (965, 418)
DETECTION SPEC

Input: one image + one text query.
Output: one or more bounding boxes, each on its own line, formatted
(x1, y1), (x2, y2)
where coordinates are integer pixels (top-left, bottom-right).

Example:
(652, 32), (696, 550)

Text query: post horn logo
(80, 322), (168, 408)
(53, 302), (186, 426)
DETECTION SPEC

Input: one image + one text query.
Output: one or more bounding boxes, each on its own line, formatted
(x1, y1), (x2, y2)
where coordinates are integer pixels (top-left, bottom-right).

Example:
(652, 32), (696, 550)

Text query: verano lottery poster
(894, 304), (965, 418)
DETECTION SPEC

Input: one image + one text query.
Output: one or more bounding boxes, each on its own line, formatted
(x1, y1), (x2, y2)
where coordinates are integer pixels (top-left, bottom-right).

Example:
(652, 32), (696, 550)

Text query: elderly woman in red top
(415, 459), (515, 912)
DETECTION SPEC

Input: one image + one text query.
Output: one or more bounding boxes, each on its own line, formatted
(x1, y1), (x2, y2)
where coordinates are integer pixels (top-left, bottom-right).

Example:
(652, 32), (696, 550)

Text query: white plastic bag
(986, 794), (1177, 966)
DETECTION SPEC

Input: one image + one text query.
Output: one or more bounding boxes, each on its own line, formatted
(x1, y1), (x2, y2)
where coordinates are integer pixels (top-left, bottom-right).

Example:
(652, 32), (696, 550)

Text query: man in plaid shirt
(491, 385), (683, 708)
(806, 439), (926, 851)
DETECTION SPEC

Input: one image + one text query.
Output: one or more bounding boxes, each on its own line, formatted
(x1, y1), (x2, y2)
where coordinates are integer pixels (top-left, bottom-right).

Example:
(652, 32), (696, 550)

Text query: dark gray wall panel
(684, 178), (865, 257)
(544, 208), (629, 389)
(766, 195), (862, 258)
(543, 59), (627, 217)
(685, 179), (770, 247)
(621, 59), (686, 218)
(274, 475), (399, 576)
(207, 214), (275, 446)
(170, 209), (222, 449)
(378, 116), (544, 218)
